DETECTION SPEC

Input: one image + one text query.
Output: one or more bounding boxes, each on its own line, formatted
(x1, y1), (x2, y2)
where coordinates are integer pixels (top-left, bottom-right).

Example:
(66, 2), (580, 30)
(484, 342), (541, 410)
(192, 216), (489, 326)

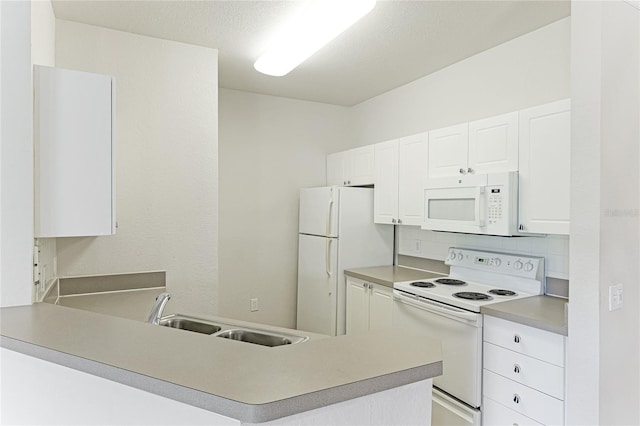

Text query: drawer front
(483, 396), (543, 426)
(484, 315), (565, 366)
(483, 370), (564, 425)
(483, 342), (565, 399)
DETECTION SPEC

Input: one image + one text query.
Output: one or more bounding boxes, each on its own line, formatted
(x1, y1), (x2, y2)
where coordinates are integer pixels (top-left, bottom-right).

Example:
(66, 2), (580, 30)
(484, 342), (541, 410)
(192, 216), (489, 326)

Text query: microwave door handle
(475, 187), (485, 226)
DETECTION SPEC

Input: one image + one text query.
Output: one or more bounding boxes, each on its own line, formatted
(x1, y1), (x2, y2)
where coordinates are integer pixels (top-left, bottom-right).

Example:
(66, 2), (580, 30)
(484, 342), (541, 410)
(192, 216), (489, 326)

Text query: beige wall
(55, 21), (219, 316)
(218, 89), (351, 327)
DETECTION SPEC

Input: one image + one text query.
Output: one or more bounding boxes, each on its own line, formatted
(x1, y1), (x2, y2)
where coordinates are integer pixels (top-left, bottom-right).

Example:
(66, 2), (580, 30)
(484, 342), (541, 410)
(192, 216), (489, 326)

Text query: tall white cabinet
(35, 66), (116, 237)
(373, 133), (428, 226)
(518, 99), (571, 235)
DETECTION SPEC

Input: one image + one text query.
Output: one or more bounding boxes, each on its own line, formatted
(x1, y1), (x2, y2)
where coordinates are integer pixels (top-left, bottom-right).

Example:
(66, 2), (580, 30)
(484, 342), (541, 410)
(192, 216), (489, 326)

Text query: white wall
(218, 89), (351, 328)
(31, 0), (57, 302)
(349, 17), (571, 145)
(0, 1), (34, 307)
(568, 1), (640, 424)
(54, 21), (219, 316)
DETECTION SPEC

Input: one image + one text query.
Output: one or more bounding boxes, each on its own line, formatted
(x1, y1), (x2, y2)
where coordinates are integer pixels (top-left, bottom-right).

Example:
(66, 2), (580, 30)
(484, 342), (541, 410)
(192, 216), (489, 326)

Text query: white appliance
(392, 247), (545, 426)
(296, 186), (393, 336)
(422, 171), (519, 236)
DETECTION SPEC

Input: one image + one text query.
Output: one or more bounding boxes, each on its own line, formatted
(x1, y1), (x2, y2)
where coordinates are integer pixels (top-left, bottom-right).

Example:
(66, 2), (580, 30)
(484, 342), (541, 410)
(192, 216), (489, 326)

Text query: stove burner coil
(434, 278), (467, 286)
(453, 292), (492, 301)
(488, 289), (517, 296)
(410, 281), (435, 288)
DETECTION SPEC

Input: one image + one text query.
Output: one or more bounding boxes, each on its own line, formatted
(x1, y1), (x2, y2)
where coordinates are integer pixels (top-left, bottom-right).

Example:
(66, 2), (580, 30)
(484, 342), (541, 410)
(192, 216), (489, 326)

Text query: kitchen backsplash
(398, 227), (569, 280)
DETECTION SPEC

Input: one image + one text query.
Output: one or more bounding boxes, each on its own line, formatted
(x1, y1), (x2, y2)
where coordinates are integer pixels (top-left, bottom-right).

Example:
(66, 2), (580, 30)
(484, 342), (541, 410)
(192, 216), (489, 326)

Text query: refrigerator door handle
(325, 239), (333, 278)
(326, 195), (334, 236)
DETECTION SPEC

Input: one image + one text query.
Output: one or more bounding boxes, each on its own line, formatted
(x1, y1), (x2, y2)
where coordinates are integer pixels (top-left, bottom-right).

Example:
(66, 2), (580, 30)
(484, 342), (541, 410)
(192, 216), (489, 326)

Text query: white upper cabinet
(326, 145), (374, 186)
(398, 132), (429, 226)
(35, 65), (116, 238)
(518, 99), (571, 235)
(373, 139), (399, 224)
(468, 112), (519, 174)
(373, 133), (428, 226)
(427, 123), (469, 179)
(427, 113), (518, 179)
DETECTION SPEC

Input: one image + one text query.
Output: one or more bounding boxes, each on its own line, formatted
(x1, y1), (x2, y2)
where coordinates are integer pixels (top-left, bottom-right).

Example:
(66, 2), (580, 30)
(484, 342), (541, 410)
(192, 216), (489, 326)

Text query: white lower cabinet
(345, 277), (393, 334)
(482, 316), (566, 426)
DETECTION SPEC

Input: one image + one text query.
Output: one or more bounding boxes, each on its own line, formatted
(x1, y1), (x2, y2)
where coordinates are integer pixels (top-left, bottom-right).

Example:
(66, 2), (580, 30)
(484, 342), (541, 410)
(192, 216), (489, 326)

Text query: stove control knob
(457, 252), (464, 261)
(524, 261), (534, 272)
(492, 257), (502, 267)
(513, 260), (523, 270)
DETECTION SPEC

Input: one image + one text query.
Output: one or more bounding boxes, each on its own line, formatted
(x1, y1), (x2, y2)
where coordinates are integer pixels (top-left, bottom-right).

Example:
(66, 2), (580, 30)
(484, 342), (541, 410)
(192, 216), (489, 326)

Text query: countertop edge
(480, 296), (569, 336)
(1, 333), (442, 423)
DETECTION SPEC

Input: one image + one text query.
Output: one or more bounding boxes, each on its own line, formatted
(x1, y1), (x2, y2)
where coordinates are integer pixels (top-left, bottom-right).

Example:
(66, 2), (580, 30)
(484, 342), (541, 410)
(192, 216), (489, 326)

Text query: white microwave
(422, 171), (519, 236)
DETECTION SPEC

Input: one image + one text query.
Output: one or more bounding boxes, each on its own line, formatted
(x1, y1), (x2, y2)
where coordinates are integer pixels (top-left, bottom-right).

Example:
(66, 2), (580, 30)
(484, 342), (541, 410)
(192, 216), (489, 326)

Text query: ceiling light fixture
(254, 0), (376, 77)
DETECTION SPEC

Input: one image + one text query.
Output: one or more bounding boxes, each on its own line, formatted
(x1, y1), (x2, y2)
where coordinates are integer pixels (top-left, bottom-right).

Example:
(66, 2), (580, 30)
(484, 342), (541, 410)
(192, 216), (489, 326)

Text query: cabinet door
(398, 133), (428, 226)
(35, 65), (115, 237)
(468, 111), (518, 175)
(518, 99), (571, 235)
(346, 278), (370, 335)
(373, 139), (399, 224)
(427, 123), (469, 179)
(369, 284), (393, 332)
(348, 145), (375, 186)
(327, 151), (348, 186)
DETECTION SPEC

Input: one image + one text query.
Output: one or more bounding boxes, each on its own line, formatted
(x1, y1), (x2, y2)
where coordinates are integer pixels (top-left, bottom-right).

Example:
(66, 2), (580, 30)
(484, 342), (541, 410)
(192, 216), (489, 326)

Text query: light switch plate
(608, 284), (624, 311)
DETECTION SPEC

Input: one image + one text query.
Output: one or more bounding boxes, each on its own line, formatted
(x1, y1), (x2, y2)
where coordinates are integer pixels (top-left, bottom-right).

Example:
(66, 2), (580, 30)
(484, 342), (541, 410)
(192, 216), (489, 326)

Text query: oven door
(392, 290), (483, 407)
(422, 186), (487, 234)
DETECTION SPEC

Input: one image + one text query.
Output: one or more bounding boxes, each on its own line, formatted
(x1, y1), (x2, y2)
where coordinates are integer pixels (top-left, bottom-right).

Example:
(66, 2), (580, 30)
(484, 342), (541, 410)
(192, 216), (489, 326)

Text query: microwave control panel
(487, 187), (504, 225)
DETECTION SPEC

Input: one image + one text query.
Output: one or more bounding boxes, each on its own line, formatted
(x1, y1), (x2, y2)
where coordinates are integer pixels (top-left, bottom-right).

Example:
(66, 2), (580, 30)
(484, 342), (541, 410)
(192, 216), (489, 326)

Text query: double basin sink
(159, 314), (309, 347)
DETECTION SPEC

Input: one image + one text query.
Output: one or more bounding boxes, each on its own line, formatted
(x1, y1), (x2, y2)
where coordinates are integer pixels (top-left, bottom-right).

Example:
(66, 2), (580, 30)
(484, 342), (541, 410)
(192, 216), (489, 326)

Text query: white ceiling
(51, 0), (570, 106)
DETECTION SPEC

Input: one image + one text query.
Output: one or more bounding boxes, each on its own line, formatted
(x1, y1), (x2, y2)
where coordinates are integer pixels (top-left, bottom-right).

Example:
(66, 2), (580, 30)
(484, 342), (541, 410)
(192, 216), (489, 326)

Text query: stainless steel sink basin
(159, 317), (222, 335)
(215, 329), (304, 347)
(157, 314), (309, 347)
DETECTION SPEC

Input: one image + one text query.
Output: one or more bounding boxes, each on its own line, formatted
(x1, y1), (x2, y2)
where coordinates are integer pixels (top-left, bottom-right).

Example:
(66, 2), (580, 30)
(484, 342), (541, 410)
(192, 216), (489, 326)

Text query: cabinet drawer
(484, 342), (564, 399)
(484, 316), (565, 366)
(483, 370), (564, 425)
(483, 396), (543, 426)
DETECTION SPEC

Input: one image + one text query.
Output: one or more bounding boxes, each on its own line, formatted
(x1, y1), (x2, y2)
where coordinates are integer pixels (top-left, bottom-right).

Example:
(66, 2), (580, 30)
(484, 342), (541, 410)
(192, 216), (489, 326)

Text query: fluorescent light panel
(254, 0), (376, 77)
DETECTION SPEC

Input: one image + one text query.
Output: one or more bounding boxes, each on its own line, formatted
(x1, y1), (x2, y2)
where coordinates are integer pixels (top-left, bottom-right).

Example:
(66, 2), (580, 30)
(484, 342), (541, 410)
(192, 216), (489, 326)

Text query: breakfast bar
(0, 303), (442, 425)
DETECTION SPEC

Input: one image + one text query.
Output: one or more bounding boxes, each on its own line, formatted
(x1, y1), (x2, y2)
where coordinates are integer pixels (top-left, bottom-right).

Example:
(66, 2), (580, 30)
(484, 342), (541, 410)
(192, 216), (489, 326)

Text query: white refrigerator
(296, 186), (394, 336)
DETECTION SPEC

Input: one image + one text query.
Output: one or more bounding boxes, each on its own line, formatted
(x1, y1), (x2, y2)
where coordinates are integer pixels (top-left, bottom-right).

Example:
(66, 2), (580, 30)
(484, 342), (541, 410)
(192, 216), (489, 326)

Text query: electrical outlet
(608, 284), (624, 311)
(414, 240), (422, 253)
(250, 298), (259, 312)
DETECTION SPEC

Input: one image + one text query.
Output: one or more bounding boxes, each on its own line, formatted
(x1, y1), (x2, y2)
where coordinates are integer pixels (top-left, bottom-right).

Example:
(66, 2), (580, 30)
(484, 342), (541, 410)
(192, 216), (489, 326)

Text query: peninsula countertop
(0, 303), (443, 423)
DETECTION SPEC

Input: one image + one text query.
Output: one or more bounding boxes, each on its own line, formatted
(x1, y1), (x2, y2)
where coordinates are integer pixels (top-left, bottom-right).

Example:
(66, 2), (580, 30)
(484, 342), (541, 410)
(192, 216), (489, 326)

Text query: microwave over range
(423, 171), (520, 236)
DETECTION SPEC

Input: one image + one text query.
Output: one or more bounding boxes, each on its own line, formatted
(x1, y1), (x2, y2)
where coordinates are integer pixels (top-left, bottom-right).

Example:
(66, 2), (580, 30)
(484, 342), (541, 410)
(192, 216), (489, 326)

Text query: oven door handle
(393, 290), (481, 325)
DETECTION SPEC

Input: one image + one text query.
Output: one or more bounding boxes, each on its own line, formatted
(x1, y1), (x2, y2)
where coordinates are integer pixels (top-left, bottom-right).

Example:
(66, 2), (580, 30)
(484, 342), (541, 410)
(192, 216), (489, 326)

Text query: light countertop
(0, 303), (442, 423)
(345, 266), (446, 288)
(480, 295), (569, 336)
(345, 266), (568, 335)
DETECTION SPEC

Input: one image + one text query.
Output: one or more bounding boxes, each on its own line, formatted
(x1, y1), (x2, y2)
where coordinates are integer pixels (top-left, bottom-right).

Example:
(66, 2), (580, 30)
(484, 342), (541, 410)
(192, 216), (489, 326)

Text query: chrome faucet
(147, 292), (171, 325)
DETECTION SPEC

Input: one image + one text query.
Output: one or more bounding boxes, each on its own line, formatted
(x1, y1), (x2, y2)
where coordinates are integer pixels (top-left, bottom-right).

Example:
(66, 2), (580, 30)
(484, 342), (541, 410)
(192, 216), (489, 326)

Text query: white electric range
(392, 247), (545, 426)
